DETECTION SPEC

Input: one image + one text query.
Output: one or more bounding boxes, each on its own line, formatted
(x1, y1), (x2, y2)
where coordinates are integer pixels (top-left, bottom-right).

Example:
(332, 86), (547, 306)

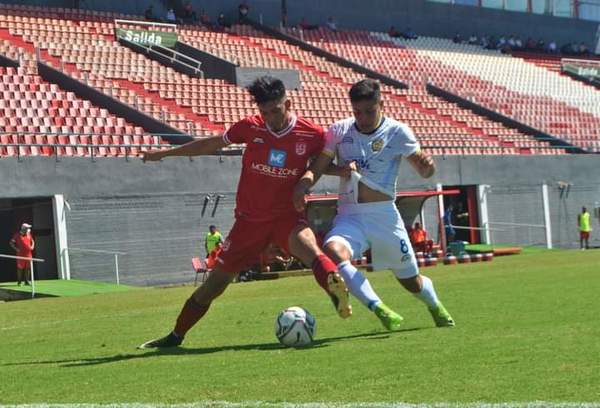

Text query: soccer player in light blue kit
(293, 79), (454, 330)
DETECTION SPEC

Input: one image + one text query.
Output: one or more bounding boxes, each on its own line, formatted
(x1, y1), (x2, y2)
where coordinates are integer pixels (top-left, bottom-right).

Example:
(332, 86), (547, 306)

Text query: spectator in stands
(388, 26), (401, 38)
(238, 2), (249, 23)
(182, 1), (198, 24)
(561, 42), (577, 55)
(536, 38), (546, 52)
(578, 207), (592, 250)
(508, 35), (516, 49)
(9, 223), (34, 286)
(548, 40), (558, 54)
(514, 36), (523, 50)
(496, 36), (510, 53)
(468, 34), (478, 45)
(299, 17), (319, 30)
(453, 32), (462, 44)
(166, 8), (177, 23)
(497, 36), (507, 51)
(217, 13), (231, 28)
(525, 37), (537, 51)
(403, 27), (418, 40)
(144, 5), (156, 21)
(480, 35), (489, 49)
(409, 222), (433, 255)
(326, 16), (337, 32)
(486, 35), (498, 50)
(205, 225), (223, 258)
(200, 9), (213, 27)
(579, 42), (590, 56)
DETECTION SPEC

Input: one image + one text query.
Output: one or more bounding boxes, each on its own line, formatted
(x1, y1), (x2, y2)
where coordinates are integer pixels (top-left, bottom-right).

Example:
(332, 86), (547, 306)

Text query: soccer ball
(275, 306), (316, 348)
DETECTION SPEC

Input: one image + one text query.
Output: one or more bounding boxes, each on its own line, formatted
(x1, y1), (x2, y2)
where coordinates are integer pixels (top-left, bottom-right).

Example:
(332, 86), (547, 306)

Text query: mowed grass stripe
(1, 402), (600, 407)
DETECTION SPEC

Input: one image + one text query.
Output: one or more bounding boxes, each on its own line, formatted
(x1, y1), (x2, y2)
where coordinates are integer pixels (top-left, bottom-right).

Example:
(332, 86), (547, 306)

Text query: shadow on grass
(3, 327), (426, 367)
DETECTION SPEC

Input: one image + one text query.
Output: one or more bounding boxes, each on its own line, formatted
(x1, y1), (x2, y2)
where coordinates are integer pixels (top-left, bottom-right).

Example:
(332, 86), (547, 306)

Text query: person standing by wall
(9, 223), (34, 286)
(205, 225), (223, 258)
(578, 207), (592, 250)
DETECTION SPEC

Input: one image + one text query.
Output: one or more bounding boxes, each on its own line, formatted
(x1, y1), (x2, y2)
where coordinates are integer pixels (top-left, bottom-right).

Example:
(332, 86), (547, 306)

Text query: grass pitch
(0, 279), (136, 297)
(1, 249), (599, 406)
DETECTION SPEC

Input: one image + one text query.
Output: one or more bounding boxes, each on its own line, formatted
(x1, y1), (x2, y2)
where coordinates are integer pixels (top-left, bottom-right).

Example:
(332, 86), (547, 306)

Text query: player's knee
(288, 226), (318, 252)
(324, 241), (350, 264)
(397, 274), (422, 293)
(192, 269), (233, 304)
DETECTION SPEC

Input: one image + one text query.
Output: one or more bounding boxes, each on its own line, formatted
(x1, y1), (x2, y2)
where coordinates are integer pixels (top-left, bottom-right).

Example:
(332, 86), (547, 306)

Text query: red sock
(174, 297), (210, 338)
(311, 254), (337, 292)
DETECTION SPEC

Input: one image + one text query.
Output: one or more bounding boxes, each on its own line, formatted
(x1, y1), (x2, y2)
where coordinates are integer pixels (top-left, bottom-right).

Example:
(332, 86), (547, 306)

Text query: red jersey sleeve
(223, 117), (252, 145)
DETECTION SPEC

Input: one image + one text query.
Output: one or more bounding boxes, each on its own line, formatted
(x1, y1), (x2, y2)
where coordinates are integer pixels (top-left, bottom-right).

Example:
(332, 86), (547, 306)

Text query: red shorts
(217, 214), (308, 273)
(580, 231), (590, 240)
(16, 257), (31, 270)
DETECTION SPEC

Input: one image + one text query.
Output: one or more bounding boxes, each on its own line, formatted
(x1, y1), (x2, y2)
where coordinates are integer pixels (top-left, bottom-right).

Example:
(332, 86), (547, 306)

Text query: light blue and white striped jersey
(324, 116), (419, 205)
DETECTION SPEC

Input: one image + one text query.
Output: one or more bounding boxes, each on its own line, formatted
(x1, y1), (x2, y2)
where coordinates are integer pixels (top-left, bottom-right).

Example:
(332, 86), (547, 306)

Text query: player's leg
(366, 204), (454, 327)
(285, 222), (352, 318)
(325, 214), (403, 330)
(388, 236), (455, 327)
(138, 267), (235, 349)
(139, 219), (270, 349)
(16, 268), (23, 285)
(24, 265), (31, 285)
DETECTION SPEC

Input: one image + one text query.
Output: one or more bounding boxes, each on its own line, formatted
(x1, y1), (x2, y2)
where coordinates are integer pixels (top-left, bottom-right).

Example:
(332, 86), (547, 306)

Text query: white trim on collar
(266, 114), (297, 138)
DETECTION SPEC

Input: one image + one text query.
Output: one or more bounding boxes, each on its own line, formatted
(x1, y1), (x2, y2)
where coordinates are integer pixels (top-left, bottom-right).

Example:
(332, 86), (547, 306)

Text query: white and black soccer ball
(275, 306), (316, 348)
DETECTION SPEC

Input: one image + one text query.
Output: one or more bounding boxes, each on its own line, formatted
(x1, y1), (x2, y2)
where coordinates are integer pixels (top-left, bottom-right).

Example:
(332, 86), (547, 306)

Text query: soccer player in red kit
(139, 76), (351, 348)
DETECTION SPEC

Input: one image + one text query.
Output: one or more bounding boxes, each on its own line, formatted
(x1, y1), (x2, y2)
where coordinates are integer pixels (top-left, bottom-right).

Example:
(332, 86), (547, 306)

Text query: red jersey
(223, 114), (325, 221)
(12, 232), (33, 258)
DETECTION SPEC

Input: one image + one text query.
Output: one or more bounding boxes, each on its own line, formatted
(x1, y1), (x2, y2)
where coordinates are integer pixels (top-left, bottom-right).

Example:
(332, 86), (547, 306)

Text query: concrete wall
(1, 154), (598, 285)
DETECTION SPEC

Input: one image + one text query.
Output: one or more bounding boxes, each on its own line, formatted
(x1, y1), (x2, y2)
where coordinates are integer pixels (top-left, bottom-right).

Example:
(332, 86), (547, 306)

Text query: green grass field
(0, 279), (136, 297)
(1, 250), (600, 407)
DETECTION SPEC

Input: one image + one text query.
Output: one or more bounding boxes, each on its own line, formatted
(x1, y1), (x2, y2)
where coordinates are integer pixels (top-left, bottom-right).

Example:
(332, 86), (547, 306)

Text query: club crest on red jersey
(295, 142), (307, 156)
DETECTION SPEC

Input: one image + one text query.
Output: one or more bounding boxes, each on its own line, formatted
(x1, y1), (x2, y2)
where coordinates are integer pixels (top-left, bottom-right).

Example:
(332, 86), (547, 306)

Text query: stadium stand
(291, 27), (599, 152)
(0, 49), (160, 157)
(0, 2), (593, 156)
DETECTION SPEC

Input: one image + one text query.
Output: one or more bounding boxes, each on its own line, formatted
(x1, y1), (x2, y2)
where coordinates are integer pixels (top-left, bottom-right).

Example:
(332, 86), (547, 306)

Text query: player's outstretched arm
(142, 136), (229, 162)
(407, 150), (436, 179)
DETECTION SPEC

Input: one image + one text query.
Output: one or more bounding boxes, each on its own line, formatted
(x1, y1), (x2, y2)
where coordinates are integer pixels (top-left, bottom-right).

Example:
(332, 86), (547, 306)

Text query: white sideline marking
(1, 402), (600, 408)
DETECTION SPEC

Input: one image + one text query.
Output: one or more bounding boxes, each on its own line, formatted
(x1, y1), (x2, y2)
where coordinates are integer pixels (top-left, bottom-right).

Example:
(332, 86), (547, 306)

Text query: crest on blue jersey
(268, 149), (287, 168)
(371, 138), (384, 152)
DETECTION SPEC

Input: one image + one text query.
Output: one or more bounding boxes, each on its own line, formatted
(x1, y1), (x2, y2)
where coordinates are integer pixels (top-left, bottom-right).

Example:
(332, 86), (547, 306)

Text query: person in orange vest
(9, 223), (35, 286)
(409, 222), (433, 255)
(205, 242), (222, 270)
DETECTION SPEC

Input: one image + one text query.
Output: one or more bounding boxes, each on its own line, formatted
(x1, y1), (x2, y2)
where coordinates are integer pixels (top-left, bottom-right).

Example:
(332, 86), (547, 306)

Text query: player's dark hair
(349, 79), (381, 103)
(247, 76), (286, 104)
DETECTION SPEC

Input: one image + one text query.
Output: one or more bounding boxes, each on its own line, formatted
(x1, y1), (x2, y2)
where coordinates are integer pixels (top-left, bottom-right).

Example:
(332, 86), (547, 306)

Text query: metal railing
(2, 132), (597, 161)
(62, 247), (127, 285)
(0, 254), (45, 298)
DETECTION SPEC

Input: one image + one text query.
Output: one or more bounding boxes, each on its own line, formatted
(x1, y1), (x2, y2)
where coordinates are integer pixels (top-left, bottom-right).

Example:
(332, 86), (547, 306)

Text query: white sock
(413, 275), (440, 309)
(338, 261), (381, 311)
